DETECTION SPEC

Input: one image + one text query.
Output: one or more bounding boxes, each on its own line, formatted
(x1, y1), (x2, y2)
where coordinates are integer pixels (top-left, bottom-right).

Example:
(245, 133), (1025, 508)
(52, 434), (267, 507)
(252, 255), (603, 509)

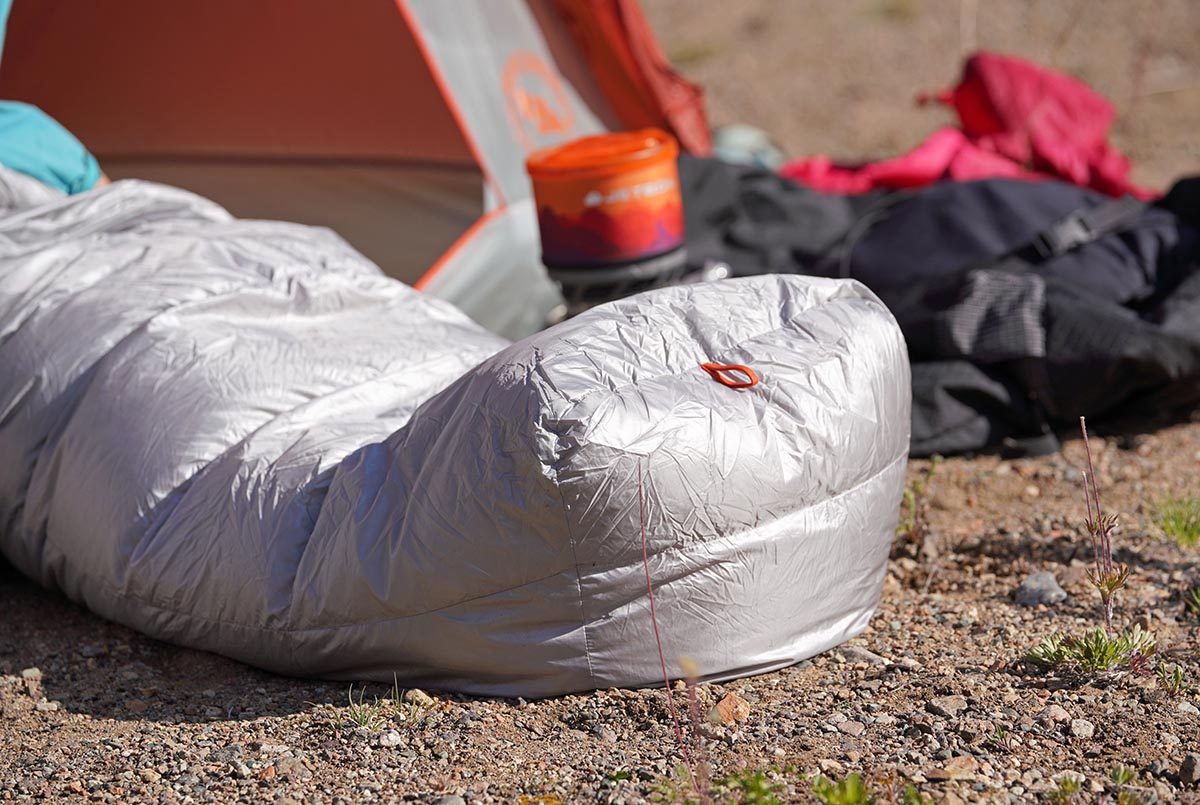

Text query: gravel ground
(3, 419), (1200, 803)
(4, 2), (1200, 803)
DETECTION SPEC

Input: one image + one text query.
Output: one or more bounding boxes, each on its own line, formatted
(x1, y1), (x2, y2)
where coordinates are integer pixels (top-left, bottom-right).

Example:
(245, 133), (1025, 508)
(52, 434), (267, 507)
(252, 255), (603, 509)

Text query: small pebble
(836, 645), (889, 666)
(1014, 572), (1067, 607)
(707, 692), (751, 726)
(1180, 754), (1200, 785)
(1146, 759), (1172, 779)
(591, 724), (618, 743)
(926, 695), (968, 717)
(403, 688), (435, 707)
(837, 720), (866, 736)
(1038, 704), (1072, 724)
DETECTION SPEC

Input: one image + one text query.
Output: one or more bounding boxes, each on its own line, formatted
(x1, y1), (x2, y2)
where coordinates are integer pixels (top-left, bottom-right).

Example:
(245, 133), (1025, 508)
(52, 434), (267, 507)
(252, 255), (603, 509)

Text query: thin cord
(639, 458), (700, 796)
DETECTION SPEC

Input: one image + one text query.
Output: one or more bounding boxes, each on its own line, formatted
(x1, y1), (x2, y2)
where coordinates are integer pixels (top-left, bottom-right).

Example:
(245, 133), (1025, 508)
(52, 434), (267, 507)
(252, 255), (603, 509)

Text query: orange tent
(0, 0), (708, 336)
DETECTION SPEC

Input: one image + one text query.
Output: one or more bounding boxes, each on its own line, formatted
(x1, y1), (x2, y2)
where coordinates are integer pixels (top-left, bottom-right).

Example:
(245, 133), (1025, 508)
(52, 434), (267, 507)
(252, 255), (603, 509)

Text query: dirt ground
(4, 420), (1200, 804)
(644, 0), (1200, 190)
(4, 2), (1200, 803)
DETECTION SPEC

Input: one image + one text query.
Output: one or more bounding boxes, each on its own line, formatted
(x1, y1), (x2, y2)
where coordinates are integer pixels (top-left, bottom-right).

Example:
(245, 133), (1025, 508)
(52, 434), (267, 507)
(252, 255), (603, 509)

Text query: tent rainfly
(0, 0), (710, 338)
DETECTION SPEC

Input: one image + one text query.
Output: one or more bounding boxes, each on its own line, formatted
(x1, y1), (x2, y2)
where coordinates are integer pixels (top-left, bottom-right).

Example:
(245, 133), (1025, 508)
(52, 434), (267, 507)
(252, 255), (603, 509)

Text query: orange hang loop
(700, 363), (759, 389)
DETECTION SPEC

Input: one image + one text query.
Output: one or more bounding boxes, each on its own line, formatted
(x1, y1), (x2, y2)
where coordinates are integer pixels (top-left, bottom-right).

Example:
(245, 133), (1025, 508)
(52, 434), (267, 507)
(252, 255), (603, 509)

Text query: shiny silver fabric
(0, 171), (911, 697)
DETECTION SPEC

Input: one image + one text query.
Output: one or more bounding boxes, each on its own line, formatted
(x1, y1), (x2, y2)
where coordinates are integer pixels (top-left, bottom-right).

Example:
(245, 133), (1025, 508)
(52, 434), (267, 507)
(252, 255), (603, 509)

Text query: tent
(0, 0), (710, 338)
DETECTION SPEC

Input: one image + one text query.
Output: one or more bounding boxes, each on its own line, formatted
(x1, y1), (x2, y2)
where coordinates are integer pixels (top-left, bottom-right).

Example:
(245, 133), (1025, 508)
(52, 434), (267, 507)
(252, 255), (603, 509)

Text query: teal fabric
(0, 0), (102, 194)
(0, 0), (8, 61)
(0, 102), (102, 193)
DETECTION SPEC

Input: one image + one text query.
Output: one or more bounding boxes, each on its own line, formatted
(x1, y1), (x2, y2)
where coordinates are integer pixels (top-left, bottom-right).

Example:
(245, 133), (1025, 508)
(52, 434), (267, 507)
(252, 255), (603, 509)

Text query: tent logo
(503, 51), (576, 150)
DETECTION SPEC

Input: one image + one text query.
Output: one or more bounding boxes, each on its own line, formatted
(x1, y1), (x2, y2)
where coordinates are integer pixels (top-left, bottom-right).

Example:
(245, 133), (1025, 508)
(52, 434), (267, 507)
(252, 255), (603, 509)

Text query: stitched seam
(555, 475), (597, 690)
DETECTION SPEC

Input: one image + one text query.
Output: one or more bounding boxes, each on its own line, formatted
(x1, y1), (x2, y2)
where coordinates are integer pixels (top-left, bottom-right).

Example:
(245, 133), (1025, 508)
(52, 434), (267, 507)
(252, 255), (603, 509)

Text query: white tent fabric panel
(402, 0), (621, 205)
(417, 199), (562, 338)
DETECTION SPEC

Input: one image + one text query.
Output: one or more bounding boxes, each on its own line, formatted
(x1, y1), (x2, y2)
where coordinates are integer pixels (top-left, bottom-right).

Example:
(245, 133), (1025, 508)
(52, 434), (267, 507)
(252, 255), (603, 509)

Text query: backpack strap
(988, 194), (1146, 457)
(824, 191), (1145, 279)
(1009, 194), (1146, 265)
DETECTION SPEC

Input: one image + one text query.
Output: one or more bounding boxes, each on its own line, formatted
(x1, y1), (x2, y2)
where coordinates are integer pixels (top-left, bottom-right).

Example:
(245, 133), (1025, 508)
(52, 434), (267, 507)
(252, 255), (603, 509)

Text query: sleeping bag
(0, 167), (910, 697)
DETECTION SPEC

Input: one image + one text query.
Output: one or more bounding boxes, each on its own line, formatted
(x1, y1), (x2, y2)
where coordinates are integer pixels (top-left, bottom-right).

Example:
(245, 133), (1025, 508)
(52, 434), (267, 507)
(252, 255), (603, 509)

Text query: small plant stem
(1079, 416), (1128, 635)
(1082, 473), (1102, 576)
(1080, 417), (1112, 575)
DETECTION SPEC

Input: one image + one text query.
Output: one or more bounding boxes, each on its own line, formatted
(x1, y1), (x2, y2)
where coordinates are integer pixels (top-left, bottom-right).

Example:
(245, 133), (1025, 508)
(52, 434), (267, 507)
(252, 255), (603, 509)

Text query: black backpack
(680, 156), (1200, 456)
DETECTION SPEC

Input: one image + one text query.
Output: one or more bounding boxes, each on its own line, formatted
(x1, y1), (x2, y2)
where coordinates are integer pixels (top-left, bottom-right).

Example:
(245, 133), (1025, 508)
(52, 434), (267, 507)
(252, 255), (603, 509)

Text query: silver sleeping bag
(0, 169), (910, 697)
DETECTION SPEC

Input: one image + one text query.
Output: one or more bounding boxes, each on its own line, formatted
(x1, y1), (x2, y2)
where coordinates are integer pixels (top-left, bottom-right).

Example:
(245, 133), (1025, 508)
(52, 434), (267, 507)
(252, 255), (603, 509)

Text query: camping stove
(544, 254), (730, 324)
(526, 129), (699, 324)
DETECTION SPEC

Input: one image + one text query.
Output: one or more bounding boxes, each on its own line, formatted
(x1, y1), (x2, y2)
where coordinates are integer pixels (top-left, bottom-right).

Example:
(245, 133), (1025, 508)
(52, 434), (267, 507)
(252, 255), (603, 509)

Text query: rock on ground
(1181, 754), (1200, 786)
(1014, 572), (1068, 606)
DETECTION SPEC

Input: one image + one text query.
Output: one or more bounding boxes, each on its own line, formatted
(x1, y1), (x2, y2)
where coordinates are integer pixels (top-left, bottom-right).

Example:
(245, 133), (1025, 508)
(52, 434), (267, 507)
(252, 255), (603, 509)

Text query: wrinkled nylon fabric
(0, 169), (909, 696)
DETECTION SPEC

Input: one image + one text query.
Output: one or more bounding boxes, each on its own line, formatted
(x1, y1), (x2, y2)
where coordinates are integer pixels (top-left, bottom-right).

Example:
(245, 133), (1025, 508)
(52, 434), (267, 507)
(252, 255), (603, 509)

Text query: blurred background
(642, 0), (1200, 190)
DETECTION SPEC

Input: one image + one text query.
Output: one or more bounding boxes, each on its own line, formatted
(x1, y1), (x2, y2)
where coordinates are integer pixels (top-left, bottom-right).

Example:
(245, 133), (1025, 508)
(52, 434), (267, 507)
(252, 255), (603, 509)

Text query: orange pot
(526, 129), (684, 268)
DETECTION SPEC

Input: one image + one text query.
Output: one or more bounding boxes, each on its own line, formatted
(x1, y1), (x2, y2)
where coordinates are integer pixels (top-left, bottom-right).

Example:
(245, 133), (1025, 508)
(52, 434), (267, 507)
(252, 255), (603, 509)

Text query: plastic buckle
(1032, 213), (1092, 259)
